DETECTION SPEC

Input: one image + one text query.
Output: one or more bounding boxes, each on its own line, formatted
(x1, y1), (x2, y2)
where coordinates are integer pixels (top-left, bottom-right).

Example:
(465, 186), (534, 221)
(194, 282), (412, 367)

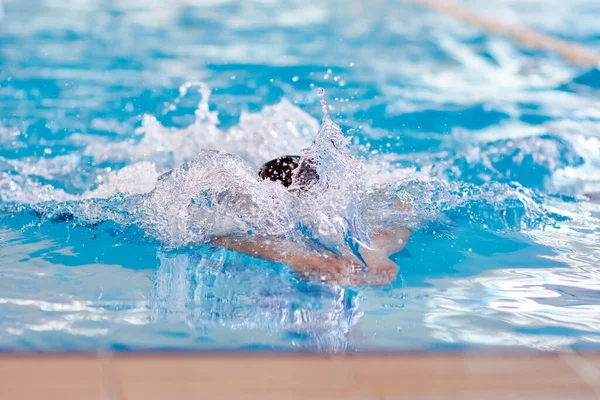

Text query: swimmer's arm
(211, 236), (294, 265)
(362, 197), (412, 257)
(210, 198), (411, 285)
(211, 235), (353, 276)
(367, 227), (412, 257)
(211, 235), (397, 285)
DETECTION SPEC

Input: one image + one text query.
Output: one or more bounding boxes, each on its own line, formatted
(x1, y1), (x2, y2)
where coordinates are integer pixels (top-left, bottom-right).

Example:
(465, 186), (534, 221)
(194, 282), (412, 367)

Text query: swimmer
(212, 155), (411, 286)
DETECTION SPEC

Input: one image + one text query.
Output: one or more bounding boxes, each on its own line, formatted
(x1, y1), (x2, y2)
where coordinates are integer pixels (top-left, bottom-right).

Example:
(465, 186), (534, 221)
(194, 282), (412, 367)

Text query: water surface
(0, 0), (599, 352)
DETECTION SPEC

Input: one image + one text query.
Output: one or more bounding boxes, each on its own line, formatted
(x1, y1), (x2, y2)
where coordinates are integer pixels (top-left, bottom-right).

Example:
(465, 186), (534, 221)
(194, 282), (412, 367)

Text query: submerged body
(211, 155), (412, 285)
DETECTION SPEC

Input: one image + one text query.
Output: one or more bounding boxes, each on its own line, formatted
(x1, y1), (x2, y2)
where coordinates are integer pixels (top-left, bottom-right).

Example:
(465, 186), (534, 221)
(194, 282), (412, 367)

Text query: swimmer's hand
(211, 226), (410, 286)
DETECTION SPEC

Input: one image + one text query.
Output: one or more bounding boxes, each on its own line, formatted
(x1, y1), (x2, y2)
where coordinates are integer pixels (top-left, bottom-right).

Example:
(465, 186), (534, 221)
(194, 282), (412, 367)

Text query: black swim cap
(258, 155), (319, 189)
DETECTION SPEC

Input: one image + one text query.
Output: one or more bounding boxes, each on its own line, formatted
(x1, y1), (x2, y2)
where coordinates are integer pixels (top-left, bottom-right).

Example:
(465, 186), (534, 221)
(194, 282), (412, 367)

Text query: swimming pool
(0, 0), (599, 353)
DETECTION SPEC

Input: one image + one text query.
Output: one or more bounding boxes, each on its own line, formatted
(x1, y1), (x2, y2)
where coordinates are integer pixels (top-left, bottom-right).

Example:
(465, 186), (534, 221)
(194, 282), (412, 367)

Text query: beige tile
(344, 354), (466, 399)
(2, 353), (600, 400)
(0, 355), (109, 400)
(114, 354), (374, 400)
(346, 354), (597, 400)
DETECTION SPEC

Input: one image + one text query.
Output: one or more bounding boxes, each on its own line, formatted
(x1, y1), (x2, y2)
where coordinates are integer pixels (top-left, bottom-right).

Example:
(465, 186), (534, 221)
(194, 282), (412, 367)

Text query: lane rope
(407, 0), (600, 66)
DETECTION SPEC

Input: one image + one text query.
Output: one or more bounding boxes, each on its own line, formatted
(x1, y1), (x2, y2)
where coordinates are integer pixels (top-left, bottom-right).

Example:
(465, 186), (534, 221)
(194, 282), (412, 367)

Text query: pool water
(1, 0), (600, 353)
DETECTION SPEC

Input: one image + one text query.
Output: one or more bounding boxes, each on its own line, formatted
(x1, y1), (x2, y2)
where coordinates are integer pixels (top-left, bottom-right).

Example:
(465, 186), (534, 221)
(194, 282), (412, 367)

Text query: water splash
(0, 84), (570, 257)
(75, 82), (316, 172)
(292, 88), (368, 254)
(140, 150), (297, 247)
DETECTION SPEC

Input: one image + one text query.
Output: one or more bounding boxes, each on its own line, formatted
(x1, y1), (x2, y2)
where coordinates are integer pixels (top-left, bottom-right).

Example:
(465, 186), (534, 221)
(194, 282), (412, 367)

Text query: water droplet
(292, 76), (299, 82)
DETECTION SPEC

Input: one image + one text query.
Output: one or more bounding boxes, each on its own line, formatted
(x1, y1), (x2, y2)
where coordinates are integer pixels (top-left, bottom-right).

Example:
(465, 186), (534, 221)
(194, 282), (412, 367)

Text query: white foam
(140, 150), (297, 247)
(0, 173), (74, 204)
(0, 84), (566, 251)
(78, 82), (317, 172)
(84, 162), (160, 198)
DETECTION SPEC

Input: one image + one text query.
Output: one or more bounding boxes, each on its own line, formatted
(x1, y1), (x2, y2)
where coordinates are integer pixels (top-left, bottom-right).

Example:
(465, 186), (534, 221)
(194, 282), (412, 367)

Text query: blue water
(1, 0), (600, 353)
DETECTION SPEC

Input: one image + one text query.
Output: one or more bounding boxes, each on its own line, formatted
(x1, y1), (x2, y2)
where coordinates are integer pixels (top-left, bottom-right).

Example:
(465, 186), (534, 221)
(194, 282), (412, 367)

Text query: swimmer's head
(258, 155), (319, 189)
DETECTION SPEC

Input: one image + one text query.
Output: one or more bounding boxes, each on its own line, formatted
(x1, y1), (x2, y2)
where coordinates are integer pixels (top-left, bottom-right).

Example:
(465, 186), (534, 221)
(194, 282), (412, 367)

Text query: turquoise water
(0, 0), (599, 353)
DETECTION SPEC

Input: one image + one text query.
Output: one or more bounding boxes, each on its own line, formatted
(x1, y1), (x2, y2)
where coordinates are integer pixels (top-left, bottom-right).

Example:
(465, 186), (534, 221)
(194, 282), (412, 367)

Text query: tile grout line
(331, 356), (382, 400)
(404, 0), (600, 66)
(98, 351), (126, 400)
(559, 351), (600, 397)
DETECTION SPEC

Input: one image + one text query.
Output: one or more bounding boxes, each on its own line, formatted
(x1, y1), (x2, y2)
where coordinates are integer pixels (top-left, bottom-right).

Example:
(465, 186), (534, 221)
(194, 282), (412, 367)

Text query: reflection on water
(422, 221), (600, 350)
(425, 266), (600, 350)
(152, 250), (362, 352)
